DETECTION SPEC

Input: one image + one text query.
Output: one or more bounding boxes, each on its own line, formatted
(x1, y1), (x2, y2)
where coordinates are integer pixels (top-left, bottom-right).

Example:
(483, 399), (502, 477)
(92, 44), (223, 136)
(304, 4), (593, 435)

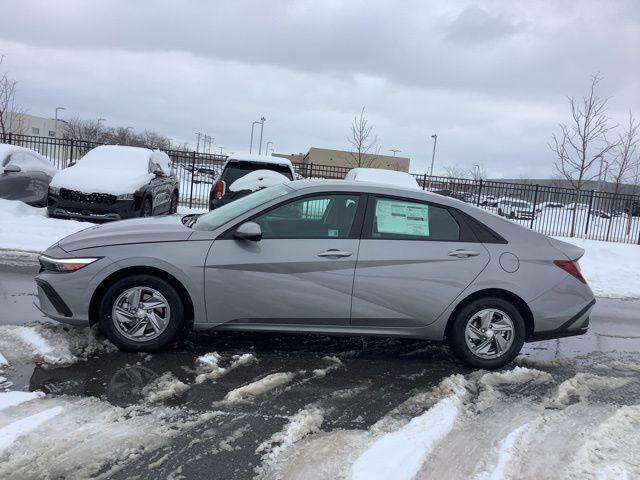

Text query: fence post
(476, 179), (483, 206)
(188, 150), (196, 208)
(530, 184), (539, 229)
(68, 138), (75, 168)
(584, 189), (595, 236)
(422, 173), (428, 190)
(7, 132), (12, 144)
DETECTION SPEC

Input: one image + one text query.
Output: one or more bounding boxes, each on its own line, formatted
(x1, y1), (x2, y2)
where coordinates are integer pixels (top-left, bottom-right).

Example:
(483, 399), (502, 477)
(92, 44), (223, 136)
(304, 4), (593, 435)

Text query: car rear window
(221, 161), (293, 184)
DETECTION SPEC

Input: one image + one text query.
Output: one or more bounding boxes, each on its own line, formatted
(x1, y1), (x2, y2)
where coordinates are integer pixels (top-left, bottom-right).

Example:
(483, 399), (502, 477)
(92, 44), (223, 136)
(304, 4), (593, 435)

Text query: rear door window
(368, 196), (460, 241)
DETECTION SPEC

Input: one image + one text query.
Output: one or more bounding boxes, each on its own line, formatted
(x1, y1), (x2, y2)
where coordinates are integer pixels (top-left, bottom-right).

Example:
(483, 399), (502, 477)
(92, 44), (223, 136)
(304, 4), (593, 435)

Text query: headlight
(116, 193), (134, 200)
(39, 255), (99, 273)
(49, 187), (60, 195)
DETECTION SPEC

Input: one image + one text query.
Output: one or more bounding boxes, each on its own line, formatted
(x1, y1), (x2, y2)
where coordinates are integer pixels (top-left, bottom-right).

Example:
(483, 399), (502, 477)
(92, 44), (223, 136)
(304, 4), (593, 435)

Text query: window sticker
(375, 199), (430, 236)
(328, 229), (339, 237)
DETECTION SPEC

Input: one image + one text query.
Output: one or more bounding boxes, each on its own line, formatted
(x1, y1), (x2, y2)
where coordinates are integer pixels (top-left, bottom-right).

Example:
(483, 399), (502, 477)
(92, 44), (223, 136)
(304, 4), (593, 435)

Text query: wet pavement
(1, 261), (639, 479)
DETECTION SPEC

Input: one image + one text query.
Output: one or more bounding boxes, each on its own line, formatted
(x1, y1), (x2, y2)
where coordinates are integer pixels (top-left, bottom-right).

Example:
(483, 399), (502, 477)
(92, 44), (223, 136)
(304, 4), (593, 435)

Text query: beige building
(274, 147), (411, 173)
(5, 112), (66, 138)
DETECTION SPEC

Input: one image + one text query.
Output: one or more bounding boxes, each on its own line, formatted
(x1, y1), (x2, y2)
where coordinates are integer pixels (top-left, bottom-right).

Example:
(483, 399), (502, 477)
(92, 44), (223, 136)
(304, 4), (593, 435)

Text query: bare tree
(442, 164), (468, 179)
(549, 73), (617, 236)
(609, 112), (638, 196)
(0, 55), (26, 137)
(63, 117), (106, 143)
(345, 107), (378, 168)
(469, 164), (488, 180)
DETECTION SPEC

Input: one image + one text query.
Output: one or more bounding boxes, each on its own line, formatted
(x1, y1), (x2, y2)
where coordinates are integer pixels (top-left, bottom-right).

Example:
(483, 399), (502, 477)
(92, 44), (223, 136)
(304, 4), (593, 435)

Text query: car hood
(50, 166), (153, 196)
(58, 216), (193, 252)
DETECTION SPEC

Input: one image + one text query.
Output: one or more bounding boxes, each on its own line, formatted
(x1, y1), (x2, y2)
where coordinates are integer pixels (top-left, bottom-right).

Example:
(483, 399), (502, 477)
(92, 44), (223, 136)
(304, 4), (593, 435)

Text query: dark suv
(48, 146), (179, 221)
(209, 154), (296, 210)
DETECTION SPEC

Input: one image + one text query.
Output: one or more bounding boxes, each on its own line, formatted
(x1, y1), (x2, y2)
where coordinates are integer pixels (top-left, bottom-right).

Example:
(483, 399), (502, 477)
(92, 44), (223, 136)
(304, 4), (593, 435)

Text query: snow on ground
(0, 391), (217, 480)
(0, 323), (115, 366)
(223, 372), (296, 403)
(142, 372), (190, 403)
(256, 365), (640, 480)
(195, 352), (256, 384)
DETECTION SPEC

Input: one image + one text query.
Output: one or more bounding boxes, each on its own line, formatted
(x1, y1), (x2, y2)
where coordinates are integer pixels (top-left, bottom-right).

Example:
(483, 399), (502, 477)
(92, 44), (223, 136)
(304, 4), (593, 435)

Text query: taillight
(554, 259), (587, 284)
(213, 179), (225, 199)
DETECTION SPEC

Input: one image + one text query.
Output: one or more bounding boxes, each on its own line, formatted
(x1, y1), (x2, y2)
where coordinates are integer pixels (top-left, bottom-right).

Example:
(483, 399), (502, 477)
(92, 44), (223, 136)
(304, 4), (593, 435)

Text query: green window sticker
(328, 229), (339, 237)
(375, 199), (430, 237)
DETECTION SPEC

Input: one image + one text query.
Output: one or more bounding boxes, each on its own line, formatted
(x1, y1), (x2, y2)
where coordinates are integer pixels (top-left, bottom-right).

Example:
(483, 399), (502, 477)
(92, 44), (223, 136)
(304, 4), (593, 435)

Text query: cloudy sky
(1, 0), (639, 177)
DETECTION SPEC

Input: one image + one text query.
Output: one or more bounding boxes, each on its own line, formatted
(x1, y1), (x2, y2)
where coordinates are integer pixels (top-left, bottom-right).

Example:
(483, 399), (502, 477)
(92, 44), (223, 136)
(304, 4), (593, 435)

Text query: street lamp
(265, 141), (274, 154)
(429, 134), (438, 177)
(218, 146), (224, 155)
(389, 149), (401, 157)
(258, 116), (266, 155)
(249, 121), (261, 154)
(473, 164), (480, 179)
(54, 107), (66, 137)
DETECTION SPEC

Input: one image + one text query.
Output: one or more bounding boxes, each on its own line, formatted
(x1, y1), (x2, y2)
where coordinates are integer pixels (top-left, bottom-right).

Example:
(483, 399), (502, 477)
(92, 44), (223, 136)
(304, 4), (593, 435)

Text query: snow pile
(223, 372), (295, 403)
(0, 392), (44, 412)
(0, 391), (214, 480)
(556, 236), (640, 299)
(49, 145), (170, 196)
(142, 372), (190, 403)
(0, 199), (88, 252)
(255, 366), (640, 480)
(311, 356), (343, 378)
(0, 144), (57, 176)
(229, 169), (290, 192)
(344, 168), (421, 190)
(194, 352), (256, 384)
(0, 323), (116, 366)
(255, 405), (325, 478)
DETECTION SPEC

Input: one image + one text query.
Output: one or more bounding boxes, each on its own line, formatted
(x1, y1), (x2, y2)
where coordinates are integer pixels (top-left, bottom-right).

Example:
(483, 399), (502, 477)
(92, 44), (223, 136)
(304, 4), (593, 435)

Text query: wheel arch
(89, 265), (195, 328)
(444, 288), (534, 341)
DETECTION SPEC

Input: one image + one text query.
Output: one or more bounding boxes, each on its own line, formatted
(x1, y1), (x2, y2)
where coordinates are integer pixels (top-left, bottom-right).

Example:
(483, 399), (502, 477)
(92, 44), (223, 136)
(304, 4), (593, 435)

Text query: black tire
(448, 297), (525, 369)
(141, 197), (153, 217)
(169, 191), (179, 214)
(508, 211), (515, 219)
(497, 208), (503, 216)
(98, 274), (185, 351)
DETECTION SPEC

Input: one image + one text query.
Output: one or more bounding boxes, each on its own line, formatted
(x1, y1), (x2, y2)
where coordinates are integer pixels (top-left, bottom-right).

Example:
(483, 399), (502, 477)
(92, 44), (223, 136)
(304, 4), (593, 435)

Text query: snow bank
(344, 168), (421, 190)
(229, 169), (290, 192)
(223, 372), (295, 403)
(0, 199), (88, 252)
(0, 323), (115, 366)
(49, 145), (170, 196)
(0, 392), (44, 412)
(555, 236), (640, 299)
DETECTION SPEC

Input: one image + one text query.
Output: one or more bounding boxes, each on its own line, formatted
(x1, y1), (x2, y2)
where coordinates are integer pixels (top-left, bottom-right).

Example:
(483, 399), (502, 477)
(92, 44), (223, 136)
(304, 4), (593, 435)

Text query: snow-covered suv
(48, 145), (179, 221)
(209, 154), (295, 210)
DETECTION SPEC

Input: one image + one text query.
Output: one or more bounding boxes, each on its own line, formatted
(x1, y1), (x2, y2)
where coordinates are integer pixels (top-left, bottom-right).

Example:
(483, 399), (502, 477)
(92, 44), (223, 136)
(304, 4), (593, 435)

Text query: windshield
(193, 184), (290, 231)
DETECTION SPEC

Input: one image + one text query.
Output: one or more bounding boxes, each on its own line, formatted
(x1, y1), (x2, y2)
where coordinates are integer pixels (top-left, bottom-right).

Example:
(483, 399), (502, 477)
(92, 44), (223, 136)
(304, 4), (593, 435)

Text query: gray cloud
(0, 0), (638, 177)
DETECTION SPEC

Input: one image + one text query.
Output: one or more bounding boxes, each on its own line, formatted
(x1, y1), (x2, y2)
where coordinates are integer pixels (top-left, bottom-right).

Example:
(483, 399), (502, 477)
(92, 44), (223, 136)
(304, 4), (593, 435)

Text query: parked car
(344, 168), (421, 190)
(35, 180), (595, 370)
(479, 195), (498, 207)
(48, 145), (179, 221)
(591, 209), (611, 219)
(566, 202), (589, 211)
(0, 144), (57, 206)
(496, 198), (536, 220)
(209, 154), (295, 210)
(535, 202), (564, 213)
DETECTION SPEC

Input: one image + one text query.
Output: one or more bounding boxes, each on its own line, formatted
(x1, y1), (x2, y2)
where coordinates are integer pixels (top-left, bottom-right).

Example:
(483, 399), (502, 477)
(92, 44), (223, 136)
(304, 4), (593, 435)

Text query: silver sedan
(35, 180), (595, 369)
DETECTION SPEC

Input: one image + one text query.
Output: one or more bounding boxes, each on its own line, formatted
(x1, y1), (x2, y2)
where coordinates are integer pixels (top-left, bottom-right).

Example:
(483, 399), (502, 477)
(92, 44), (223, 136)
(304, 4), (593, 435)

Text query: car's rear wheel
(98, 275), (185, 351)
(141, 197), (153, 217)
(448, 297), (525, 369)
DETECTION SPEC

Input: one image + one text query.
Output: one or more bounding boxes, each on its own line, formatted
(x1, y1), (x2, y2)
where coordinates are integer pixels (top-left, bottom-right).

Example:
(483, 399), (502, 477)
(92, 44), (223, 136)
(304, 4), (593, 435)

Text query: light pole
(195, 132), (203, 153)
(389, 149), (401, 157)
(249, 121), (261, 154)
(54, 107), (66, 137)
(473, 163), (480, 180)
(258, 116), (266, 155)
(429, 134), (438, 177)
(596, 154), (605, 192)
(218, 146), (224, 155)
(265, 141), (273, 154)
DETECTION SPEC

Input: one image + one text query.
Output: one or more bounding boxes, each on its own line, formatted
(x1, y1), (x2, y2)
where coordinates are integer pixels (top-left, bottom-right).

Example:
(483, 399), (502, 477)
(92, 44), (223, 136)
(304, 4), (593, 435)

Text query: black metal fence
(2, 132), (639, 244)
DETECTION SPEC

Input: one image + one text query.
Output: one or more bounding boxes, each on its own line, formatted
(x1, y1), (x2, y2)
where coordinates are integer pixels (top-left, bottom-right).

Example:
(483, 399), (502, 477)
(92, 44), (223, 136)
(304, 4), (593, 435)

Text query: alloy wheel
(464, 308), (515, 359)
(112, 287), (171, 341)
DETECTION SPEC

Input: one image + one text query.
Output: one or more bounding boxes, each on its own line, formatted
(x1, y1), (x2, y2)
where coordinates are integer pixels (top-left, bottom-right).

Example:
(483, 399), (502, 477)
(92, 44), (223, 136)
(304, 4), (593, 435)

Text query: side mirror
(233, 221), (262, 241)
(3, 164), (21, 174)
(153, 169), (165, 177)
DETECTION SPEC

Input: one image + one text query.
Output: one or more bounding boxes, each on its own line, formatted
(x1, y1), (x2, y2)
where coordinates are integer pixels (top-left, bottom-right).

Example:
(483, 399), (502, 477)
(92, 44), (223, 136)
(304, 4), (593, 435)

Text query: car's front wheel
(141, 197), (153, 217)
(98, 275), (185, 351)
(448, 297), (525, 369)
(169, 191), (179, 214)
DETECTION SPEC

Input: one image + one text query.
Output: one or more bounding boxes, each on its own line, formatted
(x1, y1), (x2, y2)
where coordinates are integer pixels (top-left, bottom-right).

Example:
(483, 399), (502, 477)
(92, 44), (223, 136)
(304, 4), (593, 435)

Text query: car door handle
(448, 249), (480, 258)
(317, 249), (353, 258)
